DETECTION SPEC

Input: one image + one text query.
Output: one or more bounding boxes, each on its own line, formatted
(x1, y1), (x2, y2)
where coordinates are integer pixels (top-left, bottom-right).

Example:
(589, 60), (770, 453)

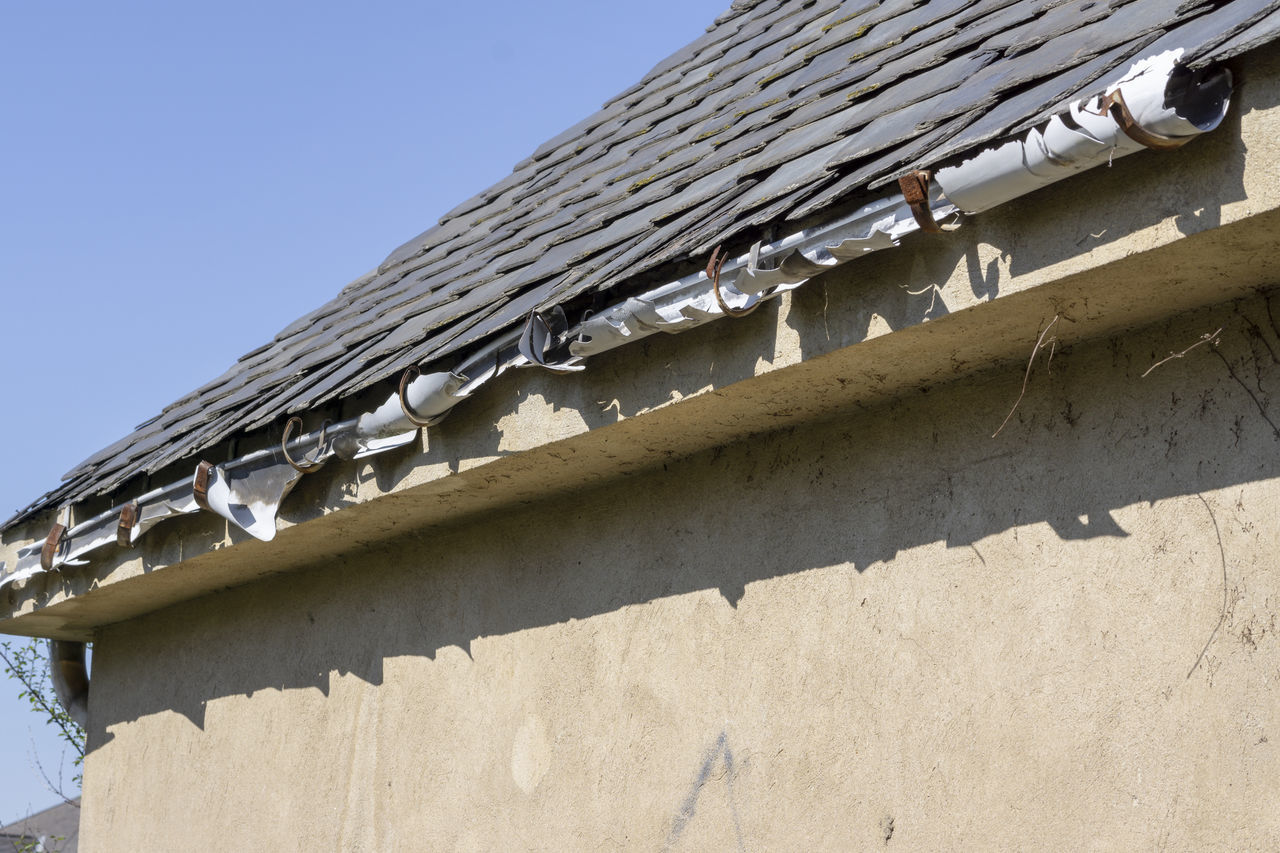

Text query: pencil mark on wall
(665, 731), (747, 852)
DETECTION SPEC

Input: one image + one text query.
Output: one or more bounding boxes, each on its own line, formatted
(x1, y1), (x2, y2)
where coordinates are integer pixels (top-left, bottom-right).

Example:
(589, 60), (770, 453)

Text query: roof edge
(5, 44), (1279, 636)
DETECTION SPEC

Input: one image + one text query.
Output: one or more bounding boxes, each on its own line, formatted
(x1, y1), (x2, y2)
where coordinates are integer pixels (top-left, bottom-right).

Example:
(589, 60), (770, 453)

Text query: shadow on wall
(87, 290), (1280, 740)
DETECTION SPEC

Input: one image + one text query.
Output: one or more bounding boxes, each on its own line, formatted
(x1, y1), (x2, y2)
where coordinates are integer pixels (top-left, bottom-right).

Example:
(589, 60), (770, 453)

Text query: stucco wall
(80, 291), (1280, 851)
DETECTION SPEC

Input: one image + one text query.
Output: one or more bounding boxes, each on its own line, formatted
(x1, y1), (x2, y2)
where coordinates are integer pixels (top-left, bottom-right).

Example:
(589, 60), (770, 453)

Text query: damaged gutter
(567, 186), (956, 358)
(567, 51), (1231, 356)
(0, 185), (956, 587)
(0, 49), (1233, 603)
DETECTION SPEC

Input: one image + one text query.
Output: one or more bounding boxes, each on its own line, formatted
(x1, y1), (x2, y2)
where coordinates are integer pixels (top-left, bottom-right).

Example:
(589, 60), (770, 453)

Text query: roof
(8, 0), (1280, 528)
(0, 799), (79, 853)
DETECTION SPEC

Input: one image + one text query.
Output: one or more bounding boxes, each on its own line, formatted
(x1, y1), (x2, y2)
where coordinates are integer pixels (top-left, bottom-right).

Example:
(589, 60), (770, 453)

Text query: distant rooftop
(0, 799), (79, 853)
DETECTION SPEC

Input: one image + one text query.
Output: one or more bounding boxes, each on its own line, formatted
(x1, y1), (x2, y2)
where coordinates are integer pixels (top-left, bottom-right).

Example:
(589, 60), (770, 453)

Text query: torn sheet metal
(518, 305), (585, 372)
(60, 514), (116, 567)
(0, 480), (204, 590)
(0, 365), (488, 589)
(197, 458), (304, 542)
(936, 51), (1232, 213)
(217, 366), (475, 520)
(4, 544), (44, 587)
(331, 369), (470, 459)
(128, 485), (201, 542)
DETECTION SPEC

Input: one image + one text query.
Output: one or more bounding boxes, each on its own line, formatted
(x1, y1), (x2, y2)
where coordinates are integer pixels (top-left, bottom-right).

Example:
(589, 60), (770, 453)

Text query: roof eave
(3, 43), (1278, 637)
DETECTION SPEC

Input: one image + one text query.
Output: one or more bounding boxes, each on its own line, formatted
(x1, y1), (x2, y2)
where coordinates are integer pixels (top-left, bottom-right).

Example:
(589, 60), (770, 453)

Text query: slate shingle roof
(9, 0), (1280, 527)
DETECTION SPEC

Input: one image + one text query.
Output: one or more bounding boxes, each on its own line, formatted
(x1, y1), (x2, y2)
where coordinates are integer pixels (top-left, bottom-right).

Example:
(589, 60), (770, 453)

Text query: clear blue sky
(0, 0), (728, 823)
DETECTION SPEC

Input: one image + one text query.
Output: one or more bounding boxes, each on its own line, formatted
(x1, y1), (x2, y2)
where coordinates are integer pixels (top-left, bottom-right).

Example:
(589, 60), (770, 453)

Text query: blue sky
(0, 0), (728, 823)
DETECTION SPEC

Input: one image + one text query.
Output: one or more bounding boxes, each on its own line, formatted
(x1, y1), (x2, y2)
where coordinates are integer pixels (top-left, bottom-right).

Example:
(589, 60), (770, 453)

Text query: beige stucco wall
(80, 289), (1280, 851)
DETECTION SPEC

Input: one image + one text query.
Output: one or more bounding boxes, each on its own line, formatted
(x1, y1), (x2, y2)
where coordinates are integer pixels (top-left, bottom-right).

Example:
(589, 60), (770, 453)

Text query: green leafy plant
(10, 830), (69, 853)
(0, 638), (85, 797)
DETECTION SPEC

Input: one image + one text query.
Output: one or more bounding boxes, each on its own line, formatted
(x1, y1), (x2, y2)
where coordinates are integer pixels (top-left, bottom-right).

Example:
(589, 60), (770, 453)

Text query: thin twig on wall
(1141, 328), (1222, 378)
(1187, 493), (1229, 680)
(992, 315), (1059, 438)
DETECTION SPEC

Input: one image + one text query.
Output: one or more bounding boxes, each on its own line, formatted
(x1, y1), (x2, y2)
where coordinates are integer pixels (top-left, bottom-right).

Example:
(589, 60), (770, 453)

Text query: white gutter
(0, 49), (1233, 598)
(936, 50), (1232, 213)
(567, 187), (952, 357)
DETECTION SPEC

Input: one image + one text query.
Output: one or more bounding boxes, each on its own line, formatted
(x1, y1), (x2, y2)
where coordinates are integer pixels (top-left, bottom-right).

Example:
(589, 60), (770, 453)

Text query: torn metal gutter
(0, 187), (956, 587)
(0, 49), (1234, 601)
(567, 187), (955, 358)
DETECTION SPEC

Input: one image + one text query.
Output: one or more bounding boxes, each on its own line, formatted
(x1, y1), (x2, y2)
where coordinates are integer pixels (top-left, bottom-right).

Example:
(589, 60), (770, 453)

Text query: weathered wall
(80, 291), (1280, 851)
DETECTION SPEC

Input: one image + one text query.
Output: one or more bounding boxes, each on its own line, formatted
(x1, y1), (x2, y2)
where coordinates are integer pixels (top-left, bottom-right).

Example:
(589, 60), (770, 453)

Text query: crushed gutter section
(0, 50), (1233, 597)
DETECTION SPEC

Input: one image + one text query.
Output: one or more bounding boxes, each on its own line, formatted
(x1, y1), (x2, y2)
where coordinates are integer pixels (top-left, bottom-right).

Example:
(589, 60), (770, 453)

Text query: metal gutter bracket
(1096, 88), (1193, 151)
(899, 171), (947, 233)
(709, 244), (768, 318)
(281, 418), (329, 473)
(379, 368), (470, 435)
(116, 501), (139, 549)
(193, 461), (214, 512)
(39, 522), (66, 573)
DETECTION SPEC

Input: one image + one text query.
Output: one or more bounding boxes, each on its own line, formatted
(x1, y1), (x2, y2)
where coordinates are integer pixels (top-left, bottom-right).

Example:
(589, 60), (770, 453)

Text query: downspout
(49, 640), (89, 729)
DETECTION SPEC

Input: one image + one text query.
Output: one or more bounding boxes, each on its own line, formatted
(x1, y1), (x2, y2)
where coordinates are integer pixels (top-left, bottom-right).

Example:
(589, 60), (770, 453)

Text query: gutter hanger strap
(1094, 88), (1193, 151)
(709, 244), (768, 318)
(898, 171), (948, 234)
(39, 523), (66, 573)
(116, 500), (138, 549)
(0, 49), (1234, 592)
(281, 417), (329, 473)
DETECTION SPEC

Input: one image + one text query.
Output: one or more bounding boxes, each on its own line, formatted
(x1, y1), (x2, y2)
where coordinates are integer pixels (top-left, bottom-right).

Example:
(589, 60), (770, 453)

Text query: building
(3, 1), (1280, 848)
(0, 800), (79, 853)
